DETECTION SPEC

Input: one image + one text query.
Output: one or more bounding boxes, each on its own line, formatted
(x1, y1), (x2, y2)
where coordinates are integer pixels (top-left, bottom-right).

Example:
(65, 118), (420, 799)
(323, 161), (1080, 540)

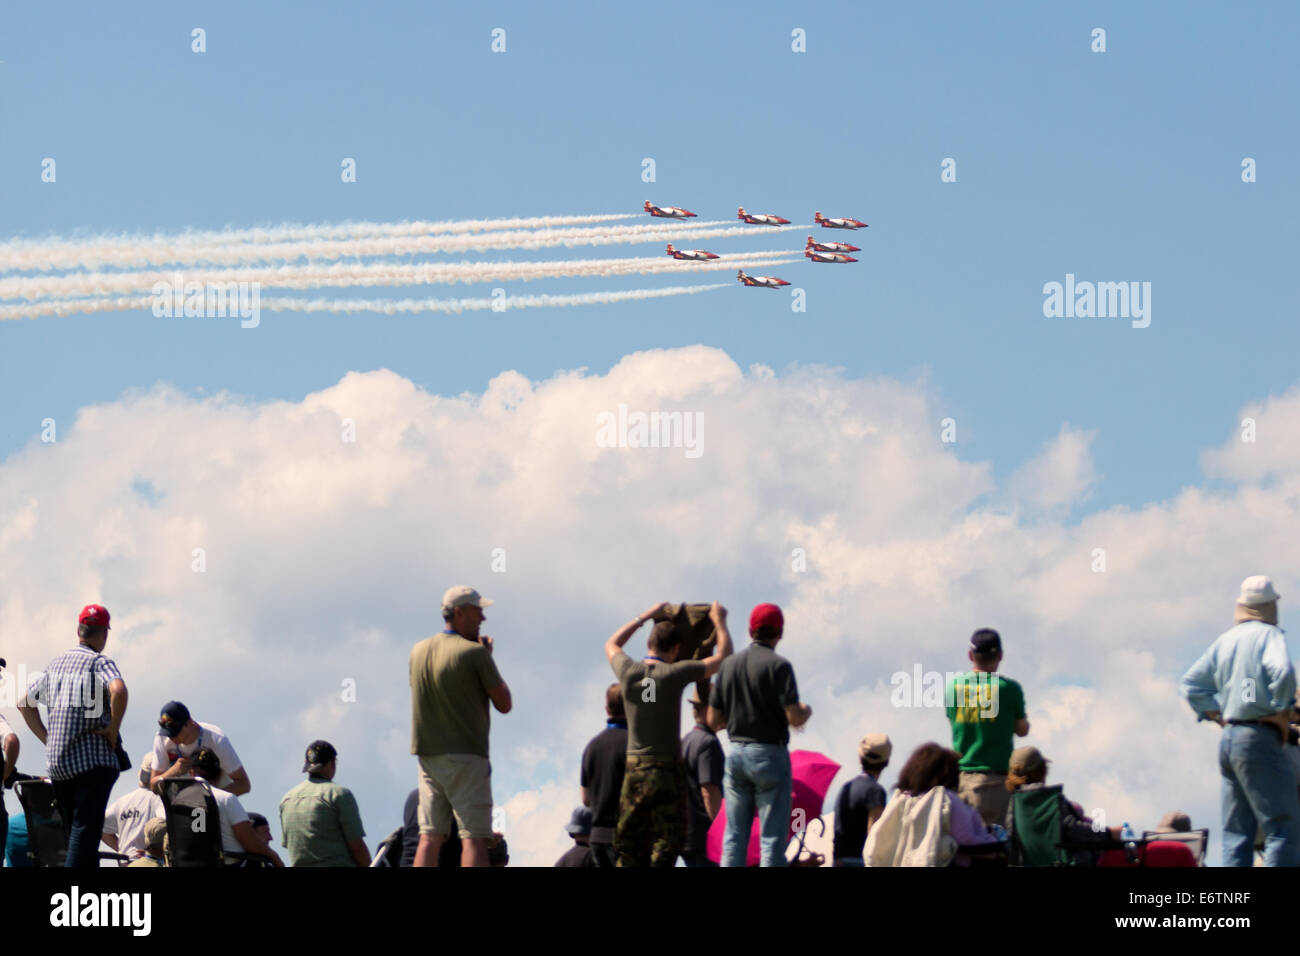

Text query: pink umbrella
(706, 750), (841, 865)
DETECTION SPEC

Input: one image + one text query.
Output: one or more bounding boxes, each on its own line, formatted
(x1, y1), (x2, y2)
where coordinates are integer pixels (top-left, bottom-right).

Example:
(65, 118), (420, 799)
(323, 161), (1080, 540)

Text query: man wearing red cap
(18, 604), (129, 867)
(708, 603), (812, 867)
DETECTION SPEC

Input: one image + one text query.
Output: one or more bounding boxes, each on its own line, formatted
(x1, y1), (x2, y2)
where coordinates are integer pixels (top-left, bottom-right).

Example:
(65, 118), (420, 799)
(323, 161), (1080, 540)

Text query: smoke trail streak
(0, 213), (639, 261)
(0, 284), (733, 321)
(0, 253), (800, 301)
(2, 221), (775, 272)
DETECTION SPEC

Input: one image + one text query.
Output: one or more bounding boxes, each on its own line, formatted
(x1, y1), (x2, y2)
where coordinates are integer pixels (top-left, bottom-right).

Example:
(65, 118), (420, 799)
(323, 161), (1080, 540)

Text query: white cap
(1238, 575), (1281, 607)
(442, 585), (494, 612)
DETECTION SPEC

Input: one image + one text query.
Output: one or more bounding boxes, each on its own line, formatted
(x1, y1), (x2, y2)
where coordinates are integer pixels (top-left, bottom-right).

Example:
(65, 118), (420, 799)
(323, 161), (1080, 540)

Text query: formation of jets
(645, 201), (867, 287)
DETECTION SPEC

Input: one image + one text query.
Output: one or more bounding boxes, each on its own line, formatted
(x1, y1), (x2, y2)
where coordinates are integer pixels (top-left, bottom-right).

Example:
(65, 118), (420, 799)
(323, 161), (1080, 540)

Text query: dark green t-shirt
(945, 672), (1026, 773)
(612, 652), (705, 758)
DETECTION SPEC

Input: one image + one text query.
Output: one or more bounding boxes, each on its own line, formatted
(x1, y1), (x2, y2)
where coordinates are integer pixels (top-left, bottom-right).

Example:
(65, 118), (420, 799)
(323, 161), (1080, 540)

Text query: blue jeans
(51, 766), (118, 868)
(722, 743), (791, 867)
(1219, 723), (1300, 867)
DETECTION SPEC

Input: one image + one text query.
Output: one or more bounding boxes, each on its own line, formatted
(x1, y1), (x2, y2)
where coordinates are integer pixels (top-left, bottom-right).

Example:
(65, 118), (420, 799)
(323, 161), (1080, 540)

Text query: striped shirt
(26, 645), (123, 780)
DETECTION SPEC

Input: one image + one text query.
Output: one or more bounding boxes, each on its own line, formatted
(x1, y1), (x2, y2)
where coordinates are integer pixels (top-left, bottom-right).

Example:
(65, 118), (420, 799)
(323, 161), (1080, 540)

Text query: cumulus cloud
(1, 346), (1296, 865)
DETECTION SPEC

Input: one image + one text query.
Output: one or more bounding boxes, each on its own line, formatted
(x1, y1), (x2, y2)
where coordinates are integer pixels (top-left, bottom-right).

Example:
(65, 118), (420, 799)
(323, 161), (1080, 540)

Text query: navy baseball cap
(970, 629), (1002, 655)
(158, 701), (190, 738)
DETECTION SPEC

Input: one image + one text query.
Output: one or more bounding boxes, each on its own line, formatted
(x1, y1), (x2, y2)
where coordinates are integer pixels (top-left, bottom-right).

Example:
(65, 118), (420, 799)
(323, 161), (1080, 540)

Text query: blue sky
(4, 1), (1296, 509)
(2, 1), (1299, 864)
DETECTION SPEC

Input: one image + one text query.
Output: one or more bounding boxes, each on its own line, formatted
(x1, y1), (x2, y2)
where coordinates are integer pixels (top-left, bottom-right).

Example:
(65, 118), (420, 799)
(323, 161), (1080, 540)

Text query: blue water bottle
(1121, 822), (1138, 864)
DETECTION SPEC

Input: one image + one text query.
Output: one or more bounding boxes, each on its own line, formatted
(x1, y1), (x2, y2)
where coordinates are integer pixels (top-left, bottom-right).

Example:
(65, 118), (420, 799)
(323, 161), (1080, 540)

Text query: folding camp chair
(1142, 828), (1208, 866)
(371, 827), (403, 867)
(13, 777), (131, 867)
(158, 777), (223, 867)
(1007, 785), (1105, 867)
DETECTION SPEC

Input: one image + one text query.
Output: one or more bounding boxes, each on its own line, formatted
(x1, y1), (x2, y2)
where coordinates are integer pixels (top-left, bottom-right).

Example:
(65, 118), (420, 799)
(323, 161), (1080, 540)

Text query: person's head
(303, 740), (338, 780)
(565, 806), (592, 847)
(689, 689), (707, 723)
(77, 604), (111, 651)
(749, 604), (784, 645)
(1006, 746), (1048, 792)
(647, 621), (682, 662)
(442, 585), (493, 638)
(137, 752), (155, 790)
(896, 742), (960, 796)
(858, 733), (892, 775)
(604, 683), (624, 721)
(1154, 811), (1192, 834)
(1235, 575), (1280, 626)
(142, 817), (168, 860)
(968, 628), (1002, 672)
(191, 747), (222, 783)
(248, 812), (273, 845)
(157, 701), (196, 743)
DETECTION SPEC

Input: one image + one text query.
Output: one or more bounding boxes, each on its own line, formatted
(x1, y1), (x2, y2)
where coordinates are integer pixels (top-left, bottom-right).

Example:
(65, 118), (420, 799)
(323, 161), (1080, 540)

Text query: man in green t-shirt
(279, 740), (369, 867)
(604, 601), (732, 866)
(945, 629), (1030, 826)
(410, 585), (513, 867)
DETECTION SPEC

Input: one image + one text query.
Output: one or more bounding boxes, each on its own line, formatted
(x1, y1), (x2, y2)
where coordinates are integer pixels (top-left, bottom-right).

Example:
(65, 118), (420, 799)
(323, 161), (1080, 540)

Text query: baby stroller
(12, 775), (130, 867)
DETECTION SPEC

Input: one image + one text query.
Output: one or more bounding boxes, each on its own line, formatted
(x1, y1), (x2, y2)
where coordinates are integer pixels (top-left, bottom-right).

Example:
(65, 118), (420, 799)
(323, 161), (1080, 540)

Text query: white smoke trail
(0, 284), (733, 321)
(2, 221), (776, 272)
(0, 253), (800, 301)
(0, 212), (638, 261)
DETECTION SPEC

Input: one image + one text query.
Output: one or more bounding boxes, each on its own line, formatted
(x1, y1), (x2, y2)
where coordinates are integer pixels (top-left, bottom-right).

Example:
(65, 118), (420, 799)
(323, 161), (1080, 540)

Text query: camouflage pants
(614, 755), (687, 867)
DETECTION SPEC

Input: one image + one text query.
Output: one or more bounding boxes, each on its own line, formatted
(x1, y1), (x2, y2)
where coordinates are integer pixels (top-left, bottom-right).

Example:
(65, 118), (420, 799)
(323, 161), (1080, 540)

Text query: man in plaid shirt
(18, 604), (129, 867)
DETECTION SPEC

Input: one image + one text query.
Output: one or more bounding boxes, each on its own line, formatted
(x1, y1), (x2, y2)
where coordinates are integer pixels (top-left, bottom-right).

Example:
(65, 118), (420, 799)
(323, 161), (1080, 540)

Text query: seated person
(894, 741), (998, 866)
(189, 748), (284, 867)
(1004, 746), (1116, 865)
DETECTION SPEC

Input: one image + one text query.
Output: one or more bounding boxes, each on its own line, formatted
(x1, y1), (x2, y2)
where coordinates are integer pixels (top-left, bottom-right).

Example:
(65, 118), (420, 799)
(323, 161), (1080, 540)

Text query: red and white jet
(737, 269), (790, 288)
(805, 249), (858, 263)
(644, 200), (697, 219)
(666, 243), (719, 261)
(814, 211), (868, 229)
(738, 207), (791, 226)
(807, 235), (861, 253)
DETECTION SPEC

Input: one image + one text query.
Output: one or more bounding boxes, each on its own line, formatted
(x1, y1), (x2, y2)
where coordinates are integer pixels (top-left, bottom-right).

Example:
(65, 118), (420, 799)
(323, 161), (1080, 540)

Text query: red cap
(79, 604), (111, 629)
(749, 603), (783, 633)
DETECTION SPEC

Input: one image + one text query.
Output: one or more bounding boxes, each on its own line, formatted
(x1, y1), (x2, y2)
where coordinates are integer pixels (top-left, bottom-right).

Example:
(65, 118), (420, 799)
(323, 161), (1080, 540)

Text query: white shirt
(208, 784), (250, 854)
(152, 721), (243, 790)
(103, 789), (164, 859)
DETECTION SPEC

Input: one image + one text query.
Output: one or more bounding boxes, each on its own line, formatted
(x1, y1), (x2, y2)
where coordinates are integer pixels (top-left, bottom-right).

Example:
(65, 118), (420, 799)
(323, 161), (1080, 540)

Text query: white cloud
(1, 346), (1296, 864)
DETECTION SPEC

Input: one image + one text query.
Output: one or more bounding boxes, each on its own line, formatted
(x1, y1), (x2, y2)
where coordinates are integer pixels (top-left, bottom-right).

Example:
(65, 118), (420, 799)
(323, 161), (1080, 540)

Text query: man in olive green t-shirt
(945, 628), (1029, 826)
(410, 585), (512, 867)
(279, 740), (370, 867)
(604, 601), (732, 866)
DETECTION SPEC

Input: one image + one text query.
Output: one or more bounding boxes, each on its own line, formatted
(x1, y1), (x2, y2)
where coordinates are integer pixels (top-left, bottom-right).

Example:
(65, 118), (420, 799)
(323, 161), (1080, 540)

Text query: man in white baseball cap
(1182, 575), (1298, 866)
(410, 585), (511, 867)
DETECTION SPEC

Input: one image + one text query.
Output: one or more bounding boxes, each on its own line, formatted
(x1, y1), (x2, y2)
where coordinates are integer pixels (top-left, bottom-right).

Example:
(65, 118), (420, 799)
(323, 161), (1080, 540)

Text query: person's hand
(90, 726), (120, 746)
(1205, 710), (1224, 727)
(479, 636), (494, 654)
(170, 756), (192, 776)
(709, 601), (727, 623)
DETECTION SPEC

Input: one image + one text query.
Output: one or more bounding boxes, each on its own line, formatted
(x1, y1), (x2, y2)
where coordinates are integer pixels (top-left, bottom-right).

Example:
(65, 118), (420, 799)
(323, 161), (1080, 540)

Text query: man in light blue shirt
(1181, 575), (1299, 866)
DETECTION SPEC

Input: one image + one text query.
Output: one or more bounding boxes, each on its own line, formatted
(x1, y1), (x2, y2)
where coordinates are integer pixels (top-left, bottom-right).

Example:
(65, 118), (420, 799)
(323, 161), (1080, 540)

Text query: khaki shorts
(958, 771), (1010, 826)
(417, 754), (493, 840)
